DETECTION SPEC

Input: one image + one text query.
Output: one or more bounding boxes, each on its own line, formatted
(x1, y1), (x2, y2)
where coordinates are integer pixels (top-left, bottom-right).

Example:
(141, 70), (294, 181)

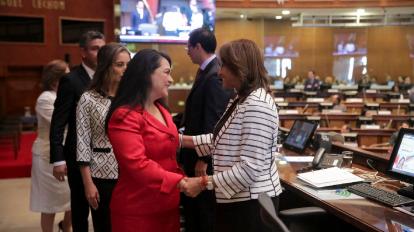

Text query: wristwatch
(206, 176), (214, 190)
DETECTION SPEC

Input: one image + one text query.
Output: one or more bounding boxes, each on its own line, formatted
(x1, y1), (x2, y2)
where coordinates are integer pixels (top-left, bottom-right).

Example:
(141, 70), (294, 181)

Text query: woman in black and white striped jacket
(180, 39), (282, 232)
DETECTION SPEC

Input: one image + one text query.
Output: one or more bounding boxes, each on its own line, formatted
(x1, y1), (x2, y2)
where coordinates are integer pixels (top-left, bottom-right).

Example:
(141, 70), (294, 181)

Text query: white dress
(30, 91), (70, 213)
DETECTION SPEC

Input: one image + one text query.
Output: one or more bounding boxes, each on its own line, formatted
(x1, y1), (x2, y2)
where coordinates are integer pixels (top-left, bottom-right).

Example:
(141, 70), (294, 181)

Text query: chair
(258, 193), (290, 232)
(0, 118), (22, 159)
(259, 193), (327, 232)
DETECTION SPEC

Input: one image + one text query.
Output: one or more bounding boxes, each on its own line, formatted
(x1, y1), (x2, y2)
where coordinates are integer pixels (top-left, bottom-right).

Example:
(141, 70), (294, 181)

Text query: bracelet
(179, 134), (183, 149)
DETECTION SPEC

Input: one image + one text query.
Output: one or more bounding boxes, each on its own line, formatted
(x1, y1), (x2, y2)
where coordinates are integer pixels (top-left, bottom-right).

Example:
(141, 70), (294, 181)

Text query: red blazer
(108, 104), (184, 217)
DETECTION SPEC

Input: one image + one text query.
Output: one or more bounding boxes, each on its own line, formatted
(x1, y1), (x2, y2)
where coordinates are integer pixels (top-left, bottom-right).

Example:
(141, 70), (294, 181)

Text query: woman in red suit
(106, 49), (186, 232)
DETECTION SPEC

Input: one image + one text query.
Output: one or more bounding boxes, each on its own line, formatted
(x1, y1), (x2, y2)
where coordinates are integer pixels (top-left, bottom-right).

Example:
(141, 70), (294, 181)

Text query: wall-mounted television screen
(120, 0), (215, 43)
(333, 31), (367, 56)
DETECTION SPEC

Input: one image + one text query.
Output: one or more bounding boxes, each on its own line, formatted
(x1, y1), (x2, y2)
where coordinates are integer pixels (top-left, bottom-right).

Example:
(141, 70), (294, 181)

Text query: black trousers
(67, 166), (90, 232)
(91, 178), (117, 232)
(215, 197), (280, 232)
(182, 190), (216, 232)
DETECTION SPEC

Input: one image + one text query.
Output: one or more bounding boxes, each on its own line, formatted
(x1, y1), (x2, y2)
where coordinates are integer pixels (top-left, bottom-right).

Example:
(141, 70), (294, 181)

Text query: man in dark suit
(50, 31), (105, 232)
(180, 28), (231, 232)
(131, 0), (151, 32)
(304, 70), (321, 91)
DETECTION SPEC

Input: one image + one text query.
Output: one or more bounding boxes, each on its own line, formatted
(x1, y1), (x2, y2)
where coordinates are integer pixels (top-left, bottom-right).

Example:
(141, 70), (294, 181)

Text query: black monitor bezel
(386, 128), (414, 184)
(283, 120), (318, 152)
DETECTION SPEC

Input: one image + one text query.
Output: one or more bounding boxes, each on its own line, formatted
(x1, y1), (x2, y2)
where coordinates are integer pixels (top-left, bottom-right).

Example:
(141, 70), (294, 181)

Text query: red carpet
(0, 132), (36, 179)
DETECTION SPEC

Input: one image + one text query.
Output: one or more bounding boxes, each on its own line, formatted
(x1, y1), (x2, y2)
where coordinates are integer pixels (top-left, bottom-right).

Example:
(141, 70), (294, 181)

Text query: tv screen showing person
(120, 0), (215, 43)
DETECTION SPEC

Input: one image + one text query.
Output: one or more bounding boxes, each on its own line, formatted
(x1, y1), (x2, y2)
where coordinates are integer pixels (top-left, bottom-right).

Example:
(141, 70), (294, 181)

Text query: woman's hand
(181, 177), (204, 197)
(84, 182), (100, 210)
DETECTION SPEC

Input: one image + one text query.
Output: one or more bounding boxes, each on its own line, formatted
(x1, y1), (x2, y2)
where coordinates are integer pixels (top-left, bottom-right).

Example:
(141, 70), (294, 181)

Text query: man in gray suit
(180, 28), (231, 232)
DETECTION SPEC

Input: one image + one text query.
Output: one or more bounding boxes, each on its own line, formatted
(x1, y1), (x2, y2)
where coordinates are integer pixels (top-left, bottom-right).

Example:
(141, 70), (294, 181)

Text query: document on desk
(283, 156), (314, 163)
(297, 167), (364, 188)
(293, 183), (364, 200)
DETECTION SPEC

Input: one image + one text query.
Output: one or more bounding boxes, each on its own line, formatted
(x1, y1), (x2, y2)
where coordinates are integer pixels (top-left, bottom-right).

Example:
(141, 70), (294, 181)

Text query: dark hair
(219, 39), (270, 98)
(105, 49), (171, 131)
(41, 60), (68, 91)
(188, 28), (216, 53)
(79, 30), (105, 48)
(89, 43), (130, 97)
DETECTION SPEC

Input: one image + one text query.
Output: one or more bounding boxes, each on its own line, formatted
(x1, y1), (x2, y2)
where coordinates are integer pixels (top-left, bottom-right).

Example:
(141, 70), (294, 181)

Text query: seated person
(304, 70), (320, 91)
(331, 94), (347, 112)
(408, 86), (414, 103)
(390, 122), (410, 146)
(340, 124), (351, 133)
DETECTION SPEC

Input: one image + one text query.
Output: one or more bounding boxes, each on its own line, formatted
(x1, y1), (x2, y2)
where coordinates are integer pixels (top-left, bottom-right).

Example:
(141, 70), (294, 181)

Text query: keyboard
(347, 183), (414, 207)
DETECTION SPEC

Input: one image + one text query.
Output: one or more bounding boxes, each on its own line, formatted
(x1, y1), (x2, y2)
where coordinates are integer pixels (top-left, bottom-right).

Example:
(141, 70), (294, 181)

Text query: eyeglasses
(113, 62), (128, 68)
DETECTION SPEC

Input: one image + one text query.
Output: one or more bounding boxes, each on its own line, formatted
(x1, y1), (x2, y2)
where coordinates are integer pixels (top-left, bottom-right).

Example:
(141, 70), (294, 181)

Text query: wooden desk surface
(278, 148), (414, 232)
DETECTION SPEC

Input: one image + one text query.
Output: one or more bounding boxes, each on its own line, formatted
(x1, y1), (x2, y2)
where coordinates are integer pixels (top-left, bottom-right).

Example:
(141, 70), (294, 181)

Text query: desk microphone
(302, 104), (309, 113)
(386, 119), (393, 129)
(324, 112), (331, 128)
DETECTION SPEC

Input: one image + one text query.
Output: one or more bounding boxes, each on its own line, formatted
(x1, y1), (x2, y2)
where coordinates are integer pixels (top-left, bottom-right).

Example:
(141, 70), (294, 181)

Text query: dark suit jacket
(131, 9), (150, 30)
(304, 79), (320, 91)
(180, 58), (231, 176)
(50, 65), (91, 168)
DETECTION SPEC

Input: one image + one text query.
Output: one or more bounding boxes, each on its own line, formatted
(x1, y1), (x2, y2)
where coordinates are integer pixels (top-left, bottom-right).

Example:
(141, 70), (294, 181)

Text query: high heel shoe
(58, 220), (63, 232)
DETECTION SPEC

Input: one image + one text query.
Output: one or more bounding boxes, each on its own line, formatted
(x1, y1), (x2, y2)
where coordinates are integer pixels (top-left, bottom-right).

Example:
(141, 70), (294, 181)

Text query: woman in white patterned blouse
(76, 43), (130, 232)
(180, 39), (282, 232)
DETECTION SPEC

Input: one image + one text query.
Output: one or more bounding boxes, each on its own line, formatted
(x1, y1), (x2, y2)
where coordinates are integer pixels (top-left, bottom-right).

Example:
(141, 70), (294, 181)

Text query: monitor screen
(119, 0), (215, 43)
(388, 128), (414, 183)
(283, 120), (318, 152)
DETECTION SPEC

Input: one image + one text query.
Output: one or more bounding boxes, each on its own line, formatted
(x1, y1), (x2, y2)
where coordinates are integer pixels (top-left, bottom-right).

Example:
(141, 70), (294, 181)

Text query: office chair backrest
(258, 193), (290, 232)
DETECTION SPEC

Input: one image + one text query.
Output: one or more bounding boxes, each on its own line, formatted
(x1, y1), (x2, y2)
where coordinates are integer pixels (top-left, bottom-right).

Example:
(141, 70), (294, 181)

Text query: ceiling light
(240, 14), (245, 19)
(282, 10), (290, 15)
(356, 9), (365, 15)
(275, 15), (282, 20)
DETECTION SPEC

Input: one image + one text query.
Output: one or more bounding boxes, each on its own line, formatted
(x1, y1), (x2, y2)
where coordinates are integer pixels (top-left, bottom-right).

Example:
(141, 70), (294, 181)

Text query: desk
(372, 114), (411, 128)
(279, 113), (311, 128)
(278, 147), (414, 232)
(317, 112), (360, 128)
(351, 128), (395, 147)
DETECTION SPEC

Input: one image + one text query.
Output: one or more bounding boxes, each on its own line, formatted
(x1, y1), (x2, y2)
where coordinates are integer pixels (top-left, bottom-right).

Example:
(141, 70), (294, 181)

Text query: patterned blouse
(76, 90), (118, 179)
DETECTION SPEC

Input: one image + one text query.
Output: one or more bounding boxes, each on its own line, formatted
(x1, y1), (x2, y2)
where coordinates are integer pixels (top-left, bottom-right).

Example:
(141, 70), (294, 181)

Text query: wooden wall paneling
(160, 44), (199, 84)
(4, 66), (43, 116)
(216, 18), (264, 49)
(314, 27), (334, 79)
(367, 26), (412, 81)
(0, 0), (114, 67)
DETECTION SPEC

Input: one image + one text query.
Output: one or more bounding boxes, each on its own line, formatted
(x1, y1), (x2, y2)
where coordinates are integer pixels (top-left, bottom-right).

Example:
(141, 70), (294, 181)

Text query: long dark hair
(89, 43), (130, 97)
(105, 49), (171, 131)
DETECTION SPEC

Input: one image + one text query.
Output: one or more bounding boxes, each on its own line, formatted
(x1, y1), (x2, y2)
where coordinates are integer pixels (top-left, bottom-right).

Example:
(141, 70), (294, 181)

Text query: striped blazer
(193, 88), (282, 203)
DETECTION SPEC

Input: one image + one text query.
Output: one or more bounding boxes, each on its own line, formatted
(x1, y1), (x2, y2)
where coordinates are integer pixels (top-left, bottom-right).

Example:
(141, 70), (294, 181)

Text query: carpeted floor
(0, 132), (36, 179)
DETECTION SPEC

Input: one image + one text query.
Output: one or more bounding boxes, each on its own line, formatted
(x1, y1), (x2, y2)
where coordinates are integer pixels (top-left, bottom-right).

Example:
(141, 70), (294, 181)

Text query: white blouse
(32, 91), (56, 159)
(193, 88), (282, 203)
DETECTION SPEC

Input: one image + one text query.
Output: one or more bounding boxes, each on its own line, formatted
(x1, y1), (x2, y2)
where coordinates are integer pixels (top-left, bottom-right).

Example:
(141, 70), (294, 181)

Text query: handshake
(178, 177), (206, 197)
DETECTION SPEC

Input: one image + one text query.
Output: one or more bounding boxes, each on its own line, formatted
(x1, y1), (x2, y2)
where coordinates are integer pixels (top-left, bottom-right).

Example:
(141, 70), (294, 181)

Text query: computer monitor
(283, 120), (318, 152)
(387, 128), (414, 198)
